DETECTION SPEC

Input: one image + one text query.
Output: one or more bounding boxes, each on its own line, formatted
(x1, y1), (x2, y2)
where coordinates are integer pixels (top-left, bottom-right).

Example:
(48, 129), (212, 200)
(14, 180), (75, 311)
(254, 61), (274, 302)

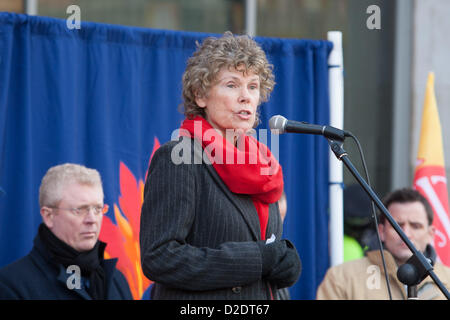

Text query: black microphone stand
(327, 138), (450, 300)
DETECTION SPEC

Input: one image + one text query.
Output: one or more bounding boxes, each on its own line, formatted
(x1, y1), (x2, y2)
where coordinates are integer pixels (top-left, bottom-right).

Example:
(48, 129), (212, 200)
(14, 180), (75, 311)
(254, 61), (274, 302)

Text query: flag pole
(327, 31), (344, 266)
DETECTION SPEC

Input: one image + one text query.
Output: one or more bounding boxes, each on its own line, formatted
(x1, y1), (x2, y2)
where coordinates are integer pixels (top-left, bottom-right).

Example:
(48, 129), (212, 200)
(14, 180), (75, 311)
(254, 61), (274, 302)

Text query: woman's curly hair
(181, 31), (275, 125)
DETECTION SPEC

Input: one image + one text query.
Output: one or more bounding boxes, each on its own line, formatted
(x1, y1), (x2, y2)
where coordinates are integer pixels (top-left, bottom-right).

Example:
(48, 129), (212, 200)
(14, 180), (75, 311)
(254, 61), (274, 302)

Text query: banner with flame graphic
(99, 139), (160, 300)
(413, 72), (450, 266)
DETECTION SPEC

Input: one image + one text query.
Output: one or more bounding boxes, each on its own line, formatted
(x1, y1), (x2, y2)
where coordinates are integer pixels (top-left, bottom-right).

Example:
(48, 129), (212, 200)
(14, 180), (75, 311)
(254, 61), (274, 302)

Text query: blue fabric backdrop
(0, 12), (331, 299)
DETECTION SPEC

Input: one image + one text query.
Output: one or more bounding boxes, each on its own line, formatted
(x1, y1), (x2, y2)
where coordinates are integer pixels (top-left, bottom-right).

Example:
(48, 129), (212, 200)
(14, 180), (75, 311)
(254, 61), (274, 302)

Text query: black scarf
(38, 223), (107, 299)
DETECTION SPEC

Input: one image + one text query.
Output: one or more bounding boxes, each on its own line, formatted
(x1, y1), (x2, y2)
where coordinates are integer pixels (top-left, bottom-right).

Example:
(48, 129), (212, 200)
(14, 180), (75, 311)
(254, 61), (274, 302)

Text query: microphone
(269, 115), (349, 141)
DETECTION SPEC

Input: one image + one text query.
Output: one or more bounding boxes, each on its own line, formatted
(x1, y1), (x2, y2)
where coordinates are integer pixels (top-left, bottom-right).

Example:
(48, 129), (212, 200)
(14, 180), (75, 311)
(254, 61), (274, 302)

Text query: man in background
(0, 163), (132, 299)
(317, 188), (450, 300)
(343, 184), (379, 261)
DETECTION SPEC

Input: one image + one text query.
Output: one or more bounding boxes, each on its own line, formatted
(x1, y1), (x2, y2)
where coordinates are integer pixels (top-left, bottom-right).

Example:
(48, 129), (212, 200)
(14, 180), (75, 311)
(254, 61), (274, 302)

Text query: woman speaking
(140, 32), (301, 300)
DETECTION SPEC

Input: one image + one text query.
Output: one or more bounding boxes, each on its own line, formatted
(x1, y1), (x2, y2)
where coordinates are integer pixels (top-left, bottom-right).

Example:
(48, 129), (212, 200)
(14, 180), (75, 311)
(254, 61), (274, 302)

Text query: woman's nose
(238, 87), (250, 103)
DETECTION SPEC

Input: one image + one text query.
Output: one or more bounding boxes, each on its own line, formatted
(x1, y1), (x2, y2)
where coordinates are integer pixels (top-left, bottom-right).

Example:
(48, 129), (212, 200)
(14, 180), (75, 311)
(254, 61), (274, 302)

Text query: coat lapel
(102, 258), (118, 297)
(56, 265), (92, 300)
(191, 137), (262, 240)
(203, 162), (261, 240)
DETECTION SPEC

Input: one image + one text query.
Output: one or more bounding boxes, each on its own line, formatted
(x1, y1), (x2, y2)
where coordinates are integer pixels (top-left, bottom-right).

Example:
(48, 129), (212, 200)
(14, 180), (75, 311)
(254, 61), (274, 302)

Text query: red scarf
(180, 116), (283, 240)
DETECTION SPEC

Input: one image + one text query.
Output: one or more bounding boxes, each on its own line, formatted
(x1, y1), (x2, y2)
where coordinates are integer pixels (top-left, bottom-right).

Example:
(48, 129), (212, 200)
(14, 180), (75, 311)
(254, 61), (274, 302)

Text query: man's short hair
(380, 188), (434, 226)
(39, 163), (103, 207)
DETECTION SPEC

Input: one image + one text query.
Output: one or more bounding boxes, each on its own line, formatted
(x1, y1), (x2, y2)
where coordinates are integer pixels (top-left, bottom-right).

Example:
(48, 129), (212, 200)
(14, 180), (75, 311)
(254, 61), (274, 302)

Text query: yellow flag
(413, 72), (450, 266)
(415, 73), (445, 169)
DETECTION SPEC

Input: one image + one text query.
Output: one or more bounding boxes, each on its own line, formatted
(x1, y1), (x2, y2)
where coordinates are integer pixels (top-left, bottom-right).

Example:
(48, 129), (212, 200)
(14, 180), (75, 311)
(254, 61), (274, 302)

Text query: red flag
(413, 72), (450, 266)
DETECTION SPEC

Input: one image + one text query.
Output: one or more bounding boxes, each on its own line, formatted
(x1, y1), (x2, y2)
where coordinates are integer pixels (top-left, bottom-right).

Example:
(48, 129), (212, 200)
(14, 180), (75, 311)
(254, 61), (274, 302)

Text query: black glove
(257, 240), (288, 276)
(266, 240), (302, 289)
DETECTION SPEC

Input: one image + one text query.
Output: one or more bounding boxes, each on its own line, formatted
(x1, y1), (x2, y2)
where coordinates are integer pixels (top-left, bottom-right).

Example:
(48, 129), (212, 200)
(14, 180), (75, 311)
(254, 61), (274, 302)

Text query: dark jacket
(140, 138), (286, 300)
(0, 233), (132, 300)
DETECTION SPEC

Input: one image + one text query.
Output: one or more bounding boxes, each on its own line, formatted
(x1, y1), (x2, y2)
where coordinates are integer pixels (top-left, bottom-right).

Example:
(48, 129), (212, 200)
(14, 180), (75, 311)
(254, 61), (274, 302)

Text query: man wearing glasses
(0, 163), (132, 300)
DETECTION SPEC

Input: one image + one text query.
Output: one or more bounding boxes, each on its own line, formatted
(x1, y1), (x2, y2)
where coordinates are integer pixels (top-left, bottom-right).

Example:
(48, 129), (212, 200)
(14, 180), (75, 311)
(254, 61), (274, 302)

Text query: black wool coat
(0, 234), (133, 300)
(139, 138), (284, 300)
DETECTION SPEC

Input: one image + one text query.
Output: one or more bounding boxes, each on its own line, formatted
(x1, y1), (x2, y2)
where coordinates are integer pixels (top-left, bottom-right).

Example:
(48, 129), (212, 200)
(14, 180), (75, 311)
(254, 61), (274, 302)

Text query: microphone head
(397, 263), (421, 286)
(269, 115), (287, 134)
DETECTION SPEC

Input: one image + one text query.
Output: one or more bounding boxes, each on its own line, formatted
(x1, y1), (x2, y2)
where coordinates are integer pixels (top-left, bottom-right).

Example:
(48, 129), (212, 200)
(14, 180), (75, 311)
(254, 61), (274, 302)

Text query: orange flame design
(99, 137), (160, 299)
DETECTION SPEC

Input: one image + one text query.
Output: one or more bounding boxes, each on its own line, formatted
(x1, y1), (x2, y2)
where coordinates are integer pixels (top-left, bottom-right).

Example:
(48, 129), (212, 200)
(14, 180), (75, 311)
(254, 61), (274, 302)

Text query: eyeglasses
(48, 204), (109, 217)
